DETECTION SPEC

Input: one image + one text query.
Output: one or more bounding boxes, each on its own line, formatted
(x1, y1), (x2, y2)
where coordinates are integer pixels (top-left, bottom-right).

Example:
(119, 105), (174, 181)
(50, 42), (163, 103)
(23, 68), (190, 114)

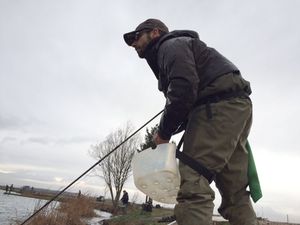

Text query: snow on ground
(84, 210), (112, 225)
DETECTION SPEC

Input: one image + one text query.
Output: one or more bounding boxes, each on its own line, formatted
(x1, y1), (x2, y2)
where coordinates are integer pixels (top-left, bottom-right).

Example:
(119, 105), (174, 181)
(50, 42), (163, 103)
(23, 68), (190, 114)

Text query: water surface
(0, 190), (55, 225)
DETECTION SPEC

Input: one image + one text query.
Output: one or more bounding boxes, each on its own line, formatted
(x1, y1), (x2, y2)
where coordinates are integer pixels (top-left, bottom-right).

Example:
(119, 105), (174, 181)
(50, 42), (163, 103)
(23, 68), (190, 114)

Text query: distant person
(9, 184), (13, 194)
(121, 190), (129, 206)
(5, 185), (9, 193)
(120, 190), (129, 214)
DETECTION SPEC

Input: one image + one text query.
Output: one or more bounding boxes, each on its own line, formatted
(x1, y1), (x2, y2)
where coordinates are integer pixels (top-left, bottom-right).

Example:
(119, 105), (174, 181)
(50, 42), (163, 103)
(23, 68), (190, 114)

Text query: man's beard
(136, 34), (152, 58)
(136, 48), (146, 58)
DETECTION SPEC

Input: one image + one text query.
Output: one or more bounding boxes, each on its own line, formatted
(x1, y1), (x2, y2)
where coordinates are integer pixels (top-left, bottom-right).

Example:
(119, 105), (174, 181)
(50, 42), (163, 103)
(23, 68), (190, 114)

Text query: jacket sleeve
(157, 38), (199, 140)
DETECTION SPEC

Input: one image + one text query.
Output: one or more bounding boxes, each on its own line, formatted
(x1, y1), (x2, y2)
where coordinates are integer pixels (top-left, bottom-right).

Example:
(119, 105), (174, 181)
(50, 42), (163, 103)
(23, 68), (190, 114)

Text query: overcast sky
(1, 0), (300, 223)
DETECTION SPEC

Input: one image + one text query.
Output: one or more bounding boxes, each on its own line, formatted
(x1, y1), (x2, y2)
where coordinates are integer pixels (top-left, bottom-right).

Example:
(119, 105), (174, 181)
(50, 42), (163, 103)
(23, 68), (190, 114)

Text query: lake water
(0, 190), (111, 225)
(0, 189), (57, 225)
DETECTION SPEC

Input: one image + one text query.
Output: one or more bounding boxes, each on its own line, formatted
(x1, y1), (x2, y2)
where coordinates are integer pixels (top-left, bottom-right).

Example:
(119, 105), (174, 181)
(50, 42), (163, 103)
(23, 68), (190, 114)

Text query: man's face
(131, 30), (153, 58)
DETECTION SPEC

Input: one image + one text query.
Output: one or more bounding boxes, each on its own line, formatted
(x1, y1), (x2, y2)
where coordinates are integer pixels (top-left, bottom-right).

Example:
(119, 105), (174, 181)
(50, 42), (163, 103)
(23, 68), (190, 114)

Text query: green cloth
(246, 141), (263, 202)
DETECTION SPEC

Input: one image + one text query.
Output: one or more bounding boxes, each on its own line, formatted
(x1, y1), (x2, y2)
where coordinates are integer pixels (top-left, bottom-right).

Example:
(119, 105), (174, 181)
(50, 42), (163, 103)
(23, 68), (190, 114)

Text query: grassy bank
(105, 207), (174, 225)
(14, 196), (97, 225)
(13, 195), (233, 225)
(92, 198), (175, 225)
(12, 191), (174, 225)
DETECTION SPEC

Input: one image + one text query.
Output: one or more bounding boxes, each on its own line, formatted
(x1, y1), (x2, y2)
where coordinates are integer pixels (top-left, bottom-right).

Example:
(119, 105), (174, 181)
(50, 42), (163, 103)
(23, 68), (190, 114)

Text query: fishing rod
(20, 109), (164, 225)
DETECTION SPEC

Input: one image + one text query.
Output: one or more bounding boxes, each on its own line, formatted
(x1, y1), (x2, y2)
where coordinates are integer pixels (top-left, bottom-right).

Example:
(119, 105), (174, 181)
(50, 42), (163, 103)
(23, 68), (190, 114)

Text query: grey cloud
(0, 114), (26, 130)
(55, 136), (97, 145)
(0, 136), (17, 144)
(0, 113), (46, 133)
(26, 137), (52, 145)
(24, 136), (97, 146)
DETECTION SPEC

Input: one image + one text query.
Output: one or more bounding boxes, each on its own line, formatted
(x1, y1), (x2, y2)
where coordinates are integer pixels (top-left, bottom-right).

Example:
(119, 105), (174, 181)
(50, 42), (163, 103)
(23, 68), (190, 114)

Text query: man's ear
(150, 28), (161, 39)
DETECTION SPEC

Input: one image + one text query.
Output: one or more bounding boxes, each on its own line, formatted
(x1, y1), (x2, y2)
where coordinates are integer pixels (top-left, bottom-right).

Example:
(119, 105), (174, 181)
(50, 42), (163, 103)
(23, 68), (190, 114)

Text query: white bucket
(132, 143), (180, 204)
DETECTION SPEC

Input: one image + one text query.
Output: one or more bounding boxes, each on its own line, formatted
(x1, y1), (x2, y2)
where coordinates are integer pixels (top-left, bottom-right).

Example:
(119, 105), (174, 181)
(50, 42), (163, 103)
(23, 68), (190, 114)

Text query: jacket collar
(144, 30), (199, 79)
(144, 36), (163, 79)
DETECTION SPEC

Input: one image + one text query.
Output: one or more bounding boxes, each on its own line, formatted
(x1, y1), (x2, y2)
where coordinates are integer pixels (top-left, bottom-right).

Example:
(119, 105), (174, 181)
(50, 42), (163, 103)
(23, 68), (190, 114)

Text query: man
(120, 190), (129, 214)
(121, 190), (129, 206)
(124, 19), (258, 225)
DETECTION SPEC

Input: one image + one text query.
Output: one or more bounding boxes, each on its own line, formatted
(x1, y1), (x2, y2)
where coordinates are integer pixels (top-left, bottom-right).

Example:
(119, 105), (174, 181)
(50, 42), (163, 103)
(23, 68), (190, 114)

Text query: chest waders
(176, 89), (262, 202)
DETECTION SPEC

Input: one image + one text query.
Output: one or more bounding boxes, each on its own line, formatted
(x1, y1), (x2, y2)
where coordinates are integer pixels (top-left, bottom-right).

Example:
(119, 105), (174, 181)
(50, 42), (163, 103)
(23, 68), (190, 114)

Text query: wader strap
(195, 90), (250, 120)
(196, 90), (250, 106)
(175, 134), (215, 184)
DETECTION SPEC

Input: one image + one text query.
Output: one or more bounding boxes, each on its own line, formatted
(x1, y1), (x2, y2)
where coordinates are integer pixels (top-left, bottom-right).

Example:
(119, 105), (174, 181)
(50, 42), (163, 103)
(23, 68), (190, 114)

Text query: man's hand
(153, 132), (169, 145)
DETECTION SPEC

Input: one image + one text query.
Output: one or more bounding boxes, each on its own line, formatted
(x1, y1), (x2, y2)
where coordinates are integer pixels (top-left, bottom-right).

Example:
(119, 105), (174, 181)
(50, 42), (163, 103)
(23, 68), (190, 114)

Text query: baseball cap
(123, 19), (169, 46)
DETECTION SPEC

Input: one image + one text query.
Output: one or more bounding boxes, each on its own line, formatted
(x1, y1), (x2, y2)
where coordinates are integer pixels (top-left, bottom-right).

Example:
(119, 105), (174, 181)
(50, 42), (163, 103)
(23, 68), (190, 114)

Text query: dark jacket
(144, 30), (250, 140)
(121, 191), (129, 204)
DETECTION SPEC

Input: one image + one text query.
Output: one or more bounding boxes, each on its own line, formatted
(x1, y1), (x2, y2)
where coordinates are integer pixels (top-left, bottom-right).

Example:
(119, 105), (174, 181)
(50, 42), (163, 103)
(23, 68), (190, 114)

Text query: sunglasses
(124, 28), (152, 46)
(134, 28), (152, 42)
